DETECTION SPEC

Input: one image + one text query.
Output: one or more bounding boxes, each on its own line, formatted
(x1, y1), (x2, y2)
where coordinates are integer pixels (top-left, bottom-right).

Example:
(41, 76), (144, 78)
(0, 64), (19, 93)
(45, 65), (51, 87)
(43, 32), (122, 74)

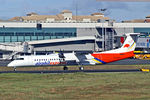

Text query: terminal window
(0, 28), (76, 42)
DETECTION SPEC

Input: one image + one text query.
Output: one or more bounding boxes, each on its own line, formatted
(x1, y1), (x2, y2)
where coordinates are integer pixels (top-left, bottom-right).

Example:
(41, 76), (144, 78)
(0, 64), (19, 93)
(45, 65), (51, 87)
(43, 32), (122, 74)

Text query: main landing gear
(63, 66), (84, 71)
(78, 63), (84, 71)
(63, 66), (68, 70)
(79, 66), (84, 71)
(13, 67), (17, 71)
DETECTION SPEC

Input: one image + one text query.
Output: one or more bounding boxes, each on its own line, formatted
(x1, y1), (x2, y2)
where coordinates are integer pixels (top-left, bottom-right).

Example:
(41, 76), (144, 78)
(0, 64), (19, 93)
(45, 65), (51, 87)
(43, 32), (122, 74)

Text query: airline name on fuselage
(35, 61), (66, 66)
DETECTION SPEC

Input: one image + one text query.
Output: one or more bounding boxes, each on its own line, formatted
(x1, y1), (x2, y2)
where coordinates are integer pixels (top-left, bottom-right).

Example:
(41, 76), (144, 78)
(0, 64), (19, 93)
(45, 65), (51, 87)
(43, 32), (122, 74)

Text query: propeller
(11, 55), (14, 61)
(58, 49), (65, 58)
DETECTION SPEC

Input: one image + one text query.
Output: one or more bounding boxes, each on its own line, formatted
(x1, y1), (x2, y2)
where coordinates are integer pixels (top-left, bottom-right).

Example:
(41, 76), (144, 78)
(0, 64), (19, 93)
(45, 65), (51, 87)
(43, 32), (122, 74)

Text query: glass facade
(134, 28), (150, 38)
(0, 28), (76, 43)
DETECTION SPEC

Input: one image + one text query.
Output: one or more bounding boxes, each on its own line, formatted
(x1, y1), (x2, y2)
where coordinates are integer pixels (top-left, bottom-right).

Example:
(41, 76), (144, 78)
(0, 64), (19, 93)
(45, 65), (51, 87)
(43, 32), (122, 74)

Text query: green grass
(0, 72), (150, 100)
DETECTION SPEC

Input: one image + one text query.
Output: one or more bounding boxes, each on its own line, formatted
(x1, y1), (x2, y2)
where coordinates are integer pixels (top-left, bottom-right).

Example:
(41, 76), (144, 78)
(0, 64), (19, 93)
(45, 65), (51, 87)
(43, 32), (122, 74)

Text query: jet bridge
(0, 42), (31, 59)
(27, 36), (97, 52)
(0, 36), (99, 59)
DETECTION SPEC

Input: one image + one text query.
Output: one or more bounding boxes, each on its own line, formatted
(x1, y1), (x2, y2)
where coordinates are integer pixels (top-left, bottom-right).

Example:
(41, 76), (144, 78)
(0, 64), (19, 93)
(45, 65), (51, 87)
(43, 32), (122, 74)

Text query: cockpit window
(16, 58), (24, 60)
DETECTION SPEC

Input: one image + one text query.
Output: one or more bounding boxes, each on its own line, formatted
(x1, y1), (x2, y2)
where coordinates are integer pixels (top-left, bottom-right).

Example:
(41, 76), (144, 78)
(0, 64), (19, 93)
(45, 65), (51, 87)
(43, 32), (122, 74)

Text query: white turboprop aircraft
(7, 33), (140, 71)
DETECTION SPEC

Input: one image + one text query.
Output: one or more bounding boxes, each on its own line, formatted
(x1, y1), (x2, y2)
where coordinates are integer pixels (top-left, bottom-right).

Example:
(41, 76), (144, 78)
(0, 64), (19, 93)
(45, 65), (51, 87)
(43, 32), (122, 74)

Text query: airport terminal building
(0, 10), (150, 59)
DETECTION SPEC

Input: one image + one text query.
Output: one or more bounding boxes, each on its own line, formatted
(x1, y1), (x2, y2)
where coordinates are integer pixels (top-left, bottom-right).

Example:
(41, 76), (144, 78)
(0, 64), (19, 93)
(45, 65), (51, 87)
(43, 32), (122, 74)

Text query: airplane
(7, 33), (140, 71)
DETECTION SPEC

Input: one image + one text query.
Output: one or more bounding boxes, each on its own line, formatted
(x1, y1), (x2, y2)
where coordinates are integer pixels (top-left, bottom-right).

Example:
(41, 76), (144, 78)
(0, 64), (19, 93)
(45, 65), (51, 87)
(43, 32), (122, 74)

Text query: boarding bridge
(0, 43), (24, 52)
(28, 36), (97, 52)
(0, 42), (30, 60)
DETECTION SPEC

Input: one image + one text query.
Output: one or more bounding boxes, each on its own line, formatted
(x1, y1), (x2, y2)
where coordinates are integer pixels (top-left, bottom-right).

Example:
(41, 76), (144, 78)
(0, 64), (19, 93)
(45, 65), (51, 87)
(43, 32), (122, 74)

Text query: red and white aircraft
(7, 33), (139, 71)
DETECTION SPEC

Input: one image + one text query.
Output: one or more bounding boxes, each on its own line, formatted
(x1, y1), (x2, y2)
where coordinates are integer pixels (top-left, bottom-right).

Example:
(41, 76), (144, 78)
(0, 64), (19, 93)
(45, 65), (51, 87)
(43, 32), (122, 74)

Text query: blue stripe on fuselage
(94, 58), (106, 64)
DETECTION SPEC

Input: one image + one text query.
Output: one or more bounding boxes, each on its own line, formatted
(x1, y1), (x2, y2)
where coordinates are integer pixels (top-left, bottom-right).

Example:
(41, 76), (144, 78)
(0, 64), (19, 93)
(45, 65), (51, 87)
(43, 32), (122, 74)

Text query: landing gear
(13, 67), (16, 71)
(78, 62), (84, 71)
(63, 66), (68, 70)
(79, 66), (84, 71)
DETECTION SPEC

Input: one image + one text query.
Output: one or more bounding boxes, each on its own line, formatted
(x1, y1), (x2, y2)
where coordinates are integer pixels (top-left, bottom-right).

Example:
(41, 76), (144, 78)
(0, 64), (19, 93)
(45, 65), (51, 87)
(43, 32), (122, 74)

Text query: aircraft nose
(7, 62), (14, 67)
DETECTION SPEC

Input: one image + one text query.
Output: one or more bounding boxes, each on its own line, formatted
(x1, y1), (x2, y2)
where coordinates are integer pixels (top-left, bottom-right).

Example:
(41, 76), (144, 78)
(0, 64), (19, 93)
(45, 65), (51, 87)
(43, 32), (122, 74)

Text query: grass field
(0, 72), (150, 100)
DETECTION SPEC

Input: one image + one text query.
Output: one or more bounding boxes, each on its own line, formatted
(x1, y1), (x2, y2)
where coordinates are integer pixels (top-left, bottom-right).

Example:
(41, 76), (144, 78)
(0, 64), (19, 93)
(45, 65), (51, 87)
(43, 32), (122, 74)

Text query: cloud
(0, 0), (6, 4)
(71, 0), (103, 15)
(0, 0), (63, 17)
(68, 0), (150, 22)
(21, 0), (66, 15)
(0, 0), (129, 19)
(103, 2), (129, 10)
(0, 0), (149, 22)
(67, 0), (129, 15)
(145, 2), (150, 11)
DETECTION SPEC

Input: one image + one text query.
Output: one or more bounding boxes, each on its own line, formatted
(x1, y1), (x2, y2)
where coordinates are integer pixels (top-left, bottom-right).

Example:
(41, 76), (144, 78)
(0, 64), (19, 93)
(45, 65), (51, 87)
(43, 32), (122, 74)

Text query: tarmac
(0, 69), (141, 74)
(108, 58), (150, 65)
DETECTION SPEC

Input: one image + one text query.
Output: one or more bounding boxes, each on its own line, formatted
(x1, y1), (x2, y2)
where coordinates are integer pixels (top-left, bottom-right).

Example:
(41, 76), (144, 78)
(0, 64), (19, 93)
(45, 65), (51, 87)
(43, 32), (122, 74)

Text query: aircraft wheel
(14, 67), (16, 71)
(79, 67), (84, 71)
(63, 66), (68, 70)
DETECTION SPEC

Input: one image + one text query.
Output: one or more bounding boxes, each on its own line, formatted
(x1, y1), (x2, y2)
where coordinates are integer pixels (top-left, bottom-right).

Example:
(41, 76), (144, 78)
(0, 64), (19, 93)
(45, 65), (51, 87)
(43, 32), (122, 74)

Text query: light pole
(99, 8), (107, 51)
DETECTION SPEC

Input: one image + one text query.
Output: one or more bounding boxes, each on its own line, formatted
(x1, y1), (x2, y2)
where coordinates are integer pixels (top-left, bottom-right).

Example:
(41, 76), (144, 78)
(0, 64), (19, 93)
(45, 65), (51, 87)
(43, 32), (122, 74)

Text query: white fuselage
(7, 53), (96, 67)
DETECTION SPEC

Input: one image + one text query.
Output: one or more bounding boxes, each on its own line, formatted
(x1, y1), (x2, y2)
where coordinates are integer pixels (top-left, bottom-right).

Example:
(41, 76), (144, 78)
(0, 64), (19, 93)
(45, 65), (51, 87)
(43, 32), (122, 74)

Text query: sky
(1, 0), (150, 22)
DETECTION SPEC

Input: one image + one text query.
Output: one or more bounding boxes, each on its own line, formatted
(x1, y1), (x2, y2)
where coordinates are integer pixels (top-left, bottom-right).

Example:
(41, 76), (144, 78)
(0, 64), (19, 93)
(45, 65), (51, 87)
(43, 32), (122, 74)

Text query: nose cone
(7, 62), (14, 67)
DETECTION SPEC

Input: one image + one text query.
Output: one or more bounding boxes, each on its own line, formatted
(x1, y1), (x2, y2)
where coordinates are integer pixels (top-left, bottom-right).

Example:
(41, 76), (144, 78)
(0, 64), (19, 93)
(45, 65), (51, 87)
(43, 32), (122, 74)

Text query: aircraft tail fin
(91, 33), (140, 64)
(120, 33), (140, 53)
